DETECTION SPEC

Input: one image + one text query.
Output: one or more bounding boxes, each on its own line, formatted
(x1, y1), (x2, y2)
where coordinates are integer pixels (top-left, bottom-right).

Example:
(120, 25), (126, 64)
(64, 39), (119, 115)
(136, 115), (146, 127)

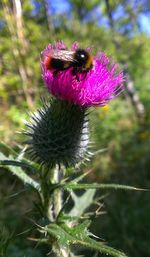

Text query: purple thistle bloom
(41, 41), (124, 107)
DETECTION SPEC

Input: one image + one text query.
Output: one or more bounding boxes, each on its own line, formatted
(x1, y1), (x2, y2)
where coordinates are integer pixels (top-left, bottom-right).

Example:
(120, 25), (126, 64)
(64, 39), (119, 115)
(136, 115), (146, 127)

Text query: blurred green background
(0, 0), (150, 256)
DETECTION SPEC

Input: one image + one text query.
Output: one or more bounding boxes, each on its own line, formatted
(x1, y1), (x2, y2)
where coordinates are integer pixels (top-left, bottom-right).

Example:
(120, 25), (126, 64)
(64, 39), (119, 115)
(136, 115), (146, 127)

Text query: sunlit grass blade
(0, 141), (41, 172)
(0, 160), (41, 192)
(0, 141), (19, 157)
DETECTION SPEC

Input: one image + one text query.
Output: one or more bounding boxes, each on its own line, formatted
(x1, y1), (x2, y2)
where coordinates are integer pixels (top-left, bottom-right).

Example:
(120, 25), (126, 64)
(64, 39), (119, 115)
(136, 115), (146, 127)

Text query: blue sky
(45, 0), (150, 36)
(50, 0), (70, 14)
(139, 14), (150, 36)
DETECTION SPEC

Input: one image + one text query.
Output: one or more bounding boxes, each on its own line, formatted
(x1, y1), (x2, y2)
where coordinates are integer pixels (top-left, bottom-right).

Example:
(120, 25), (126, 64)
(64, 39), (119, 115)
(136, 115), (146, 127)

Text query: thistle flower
(41, 41), (124, 107)
(25, 42), (124, 169)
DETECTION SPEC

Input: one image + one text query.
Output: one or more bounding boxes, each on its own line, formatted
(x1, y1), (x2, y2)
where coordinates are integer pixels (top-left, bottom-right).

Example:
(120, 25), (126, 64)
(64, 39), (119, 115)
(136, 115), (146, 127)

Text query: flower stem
(49, 165), (76, 257)
(53, 165), (63, 218)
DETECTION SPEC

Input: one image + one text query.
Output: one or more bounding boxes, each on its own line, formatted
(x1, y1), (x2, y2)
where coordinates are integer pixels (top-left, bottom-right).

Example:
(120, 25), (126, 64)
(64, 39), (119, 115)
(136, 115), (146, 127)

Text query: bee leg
(53, 65), (70, 77)
(53, 70), (60, 77)
(82, 72), (87, 80)
(72, 69), (80, 82)
(72, 68), (87, 82)
(75, 73), (80, 82)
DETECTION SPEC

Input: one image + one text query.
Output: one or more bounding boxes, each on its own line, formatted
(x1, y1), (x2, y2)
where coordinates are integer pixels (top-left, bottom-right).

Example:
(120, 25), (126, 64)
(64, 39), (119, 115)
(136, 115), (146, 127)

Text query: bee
(43, 48), (93, 81)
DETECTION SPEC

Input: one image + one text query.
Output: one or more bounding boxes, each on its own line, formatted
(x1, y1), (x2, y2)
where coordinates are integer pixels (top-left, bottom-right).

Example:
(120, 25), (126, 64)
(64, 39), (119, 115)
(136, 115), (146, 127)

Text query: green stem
(39, 165), (76, 257)
(51, 166), (76, 257)
(40, 167), (55, 222)
(53, 243), (71, 257)
(53, 165), (63, 218)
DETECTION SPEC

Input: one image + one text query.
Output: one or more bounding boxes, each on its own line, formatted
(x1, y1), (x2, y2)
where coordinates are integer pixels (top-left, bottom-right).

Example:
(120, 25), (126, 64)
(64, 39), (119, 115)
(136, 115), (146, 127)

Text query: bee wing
(52, 50), (76, 62)
(40, 49), (77, 63)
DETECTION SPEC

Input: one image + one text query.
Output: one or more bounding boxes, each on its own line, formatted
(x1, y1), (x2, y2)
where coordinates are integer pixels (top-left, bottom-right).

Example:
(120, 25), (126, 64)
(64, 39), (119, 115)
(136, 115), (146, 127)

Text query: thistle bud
(25, 99), (89, 168)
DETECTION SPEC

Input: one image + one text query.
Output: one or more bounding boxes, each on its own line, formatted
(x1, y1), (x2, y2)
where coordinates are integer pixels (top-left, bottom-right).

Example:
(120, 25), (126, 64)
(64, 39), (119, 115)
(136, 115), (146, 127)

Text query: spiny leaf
(44, 222), (127, 257)
(0, 159), (39, 173)
(63, 183), (147, 191)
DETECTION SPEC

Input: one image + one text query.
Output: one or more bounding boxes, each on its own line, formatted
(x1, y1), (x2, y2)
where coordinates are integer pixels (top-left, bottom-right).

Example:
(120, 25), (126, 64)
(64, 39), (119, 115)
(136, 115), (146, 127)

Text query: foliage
(0, 0), (150, 256)
(1, 140), (140, 257)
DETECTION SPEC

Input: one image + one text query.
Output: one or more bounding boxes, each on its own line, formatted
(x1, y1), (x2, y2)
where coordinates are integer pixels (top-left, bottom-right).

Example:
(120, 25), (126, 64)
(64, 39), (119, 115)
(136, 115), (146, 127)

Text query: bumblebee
(43, 48), (93, 80)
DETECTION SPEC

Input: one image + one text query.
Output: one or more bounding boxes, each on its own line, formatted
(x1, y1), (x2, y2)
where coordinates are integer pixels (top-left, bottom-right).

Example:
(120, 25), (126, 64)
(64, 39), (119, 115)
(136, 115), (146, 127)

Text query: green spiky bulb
(25, 98), (89, 168)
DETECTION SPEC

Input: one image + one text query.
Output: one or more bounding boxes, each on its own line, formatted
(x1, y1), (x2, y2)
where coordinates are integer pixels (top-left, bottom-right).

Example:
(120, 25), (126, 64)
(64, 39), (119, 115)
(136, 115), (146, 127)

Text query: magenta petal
(41, 42), (125, 107)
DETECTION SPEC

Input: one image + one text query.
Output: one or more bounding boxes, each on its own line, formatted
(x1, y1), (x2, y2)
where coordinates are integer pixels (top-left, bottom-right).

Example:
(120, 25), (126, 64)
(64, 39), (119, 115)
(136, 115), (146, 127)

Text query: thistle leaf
(0, 159), (38, 173)
(44, 222), (127, 257)
(63, 183), (145, 191)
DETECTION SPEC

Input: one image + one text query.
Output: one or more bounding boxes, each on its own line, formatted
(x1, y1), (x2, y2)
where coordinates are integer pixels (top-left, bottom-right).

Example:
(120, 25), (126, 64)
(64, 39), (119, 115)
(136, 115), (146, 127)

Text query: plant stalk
(49, 165), (76, 257)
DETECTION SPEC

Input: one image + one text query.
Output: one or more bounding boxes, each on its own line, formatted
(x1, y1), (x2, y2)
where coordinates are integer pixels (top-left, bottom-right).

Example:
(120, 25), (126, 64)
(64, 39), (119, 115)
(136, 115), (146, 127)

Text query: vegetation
(0, 0), (150, 256)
